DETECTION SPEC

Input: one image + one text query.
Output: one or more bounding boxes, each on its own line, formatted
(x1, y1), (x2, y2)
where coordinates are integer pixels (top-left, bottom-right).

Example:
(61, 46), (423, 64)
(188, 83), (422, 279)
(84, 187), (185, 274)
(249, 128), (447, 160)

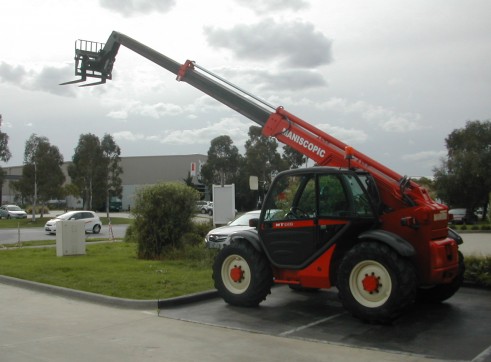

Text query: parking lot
(1, 222), (490, 361)
(159, 285), (491, 361)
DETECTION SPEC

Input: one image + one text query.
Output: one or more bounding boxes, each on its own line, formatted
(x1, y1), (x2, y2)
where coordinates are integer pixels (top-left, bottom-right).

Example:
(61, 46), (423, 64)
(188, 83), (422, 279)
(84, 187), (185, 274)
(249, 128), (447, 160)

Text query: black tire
(92, 224), (101, 234)
(416, 251), (464, 304)
(337, 242), (417, 323)
(212, 240), (272, 307)
(208, 209), (213, 216)
(201, 208), (207, 214)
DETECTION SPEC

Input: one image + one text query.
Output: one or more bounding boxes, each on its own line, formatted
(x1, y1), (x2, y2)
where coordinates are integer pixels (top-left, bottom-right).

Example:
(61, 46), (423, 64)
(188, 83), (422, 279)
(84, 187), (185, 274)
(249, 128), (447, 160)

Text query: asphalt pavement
(1, 281), (466, 362)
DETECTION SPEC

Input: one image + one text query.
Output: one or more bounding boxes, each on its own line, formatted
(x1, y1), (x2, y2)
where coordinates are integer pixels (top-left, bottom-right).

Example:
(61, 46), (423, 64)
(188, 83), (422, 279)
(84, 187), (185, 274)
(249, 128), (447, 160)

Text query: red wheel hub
(362, 272), (380, 293)
(230, 265), (244, 283)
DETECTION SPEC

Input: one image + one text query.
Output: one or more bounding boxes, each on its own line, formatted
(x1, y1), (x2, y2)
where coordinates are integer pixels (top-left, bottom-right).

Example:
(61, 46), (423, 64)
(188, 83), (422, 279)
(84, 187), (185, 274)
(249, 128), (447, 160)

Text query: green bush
(464, 256), (491, 288)
(123, 222), (137, 243)
(180, 220), (214, 246)
(132, 182), (199, 259)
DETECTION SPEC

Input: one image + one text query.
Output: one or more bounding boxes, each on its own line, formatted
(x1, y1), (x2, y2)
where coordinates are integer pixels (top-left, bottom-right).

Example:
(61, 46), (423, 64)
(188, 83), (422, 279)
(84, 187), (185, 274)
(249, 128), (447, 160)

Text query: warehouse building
(1, 154), (208, 210)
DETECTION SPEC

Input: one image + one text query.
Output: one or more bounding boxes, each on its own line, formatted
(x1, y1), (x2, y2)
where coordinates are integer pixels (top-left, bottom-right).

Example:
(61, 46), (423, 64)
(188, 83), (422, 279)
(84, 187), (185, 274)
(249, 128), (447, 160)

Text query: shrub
(464, 256), (491, 288)
(123, 222), (137, 243)
(132, 182), (199, 259)
(180, 220), (214, 246)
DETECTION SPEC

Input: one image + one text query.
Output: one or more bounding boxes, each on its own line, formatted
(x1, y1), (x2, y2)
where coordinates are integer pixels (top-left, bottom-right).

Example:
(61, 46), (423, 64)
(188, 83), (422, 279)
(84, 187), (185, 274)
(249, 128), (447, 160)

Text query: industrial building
(1, 154), (208, 210)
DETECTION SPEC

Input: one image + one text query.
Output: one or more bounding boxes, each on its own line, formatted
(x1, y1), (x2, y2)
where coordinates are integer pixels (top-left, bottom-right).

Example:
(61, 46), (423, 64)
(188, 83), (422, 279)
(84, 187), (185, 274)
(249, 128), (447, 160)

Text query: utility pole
(32, 162), (37, 222)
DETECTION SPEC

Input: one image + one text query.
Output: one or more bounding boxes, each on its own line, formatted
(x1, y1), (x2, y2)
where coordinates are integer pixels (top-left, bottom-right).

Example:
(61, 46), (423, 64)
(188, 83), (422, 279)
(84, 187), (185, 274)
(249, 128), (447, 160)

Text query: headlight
(207, 234), (228, 243)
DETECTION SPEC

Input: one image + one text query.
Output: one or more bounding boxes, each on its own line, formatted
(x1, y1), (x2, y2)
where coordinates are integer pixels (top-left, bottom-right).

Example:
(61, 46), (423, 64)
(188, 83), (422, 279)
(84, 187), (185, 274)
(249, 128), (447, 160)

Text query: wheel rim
(349, 260), (392, 308)
(221, 254), (251, 294)
(93, 225), (101, 233)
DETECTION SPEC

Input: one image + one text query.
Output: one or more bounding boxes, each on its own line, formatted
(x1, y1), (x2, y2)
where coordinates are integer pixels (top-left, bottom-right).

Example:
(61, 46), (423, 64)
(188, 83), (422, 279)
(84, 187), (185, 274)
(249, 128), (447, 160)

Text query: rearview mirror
(249, 218), (259, 228)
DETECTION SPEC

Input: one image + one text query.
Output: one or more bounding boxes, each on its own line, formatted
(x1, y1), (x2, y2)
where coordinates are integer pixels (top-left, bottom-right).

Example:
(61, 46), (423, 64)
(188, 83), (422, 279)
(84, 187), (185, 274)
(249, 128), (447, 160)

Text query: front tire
(92, 224), (101, 234)
(337, 242), (417, 323)
(213, 240), (272, 307)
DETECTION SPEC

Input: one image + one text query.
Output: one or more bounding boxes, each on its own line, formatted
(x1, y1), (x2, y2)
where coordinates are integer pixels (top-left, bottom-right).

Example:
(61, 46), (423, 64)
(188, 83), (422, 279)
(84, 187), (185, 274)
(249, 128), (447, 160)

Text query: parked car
(196, 201), (213, 215)
(449, 208), (477, 225)
(205, 209), (281, 249)
(45, 211), (102, 234)
(0, 205), (28, 219)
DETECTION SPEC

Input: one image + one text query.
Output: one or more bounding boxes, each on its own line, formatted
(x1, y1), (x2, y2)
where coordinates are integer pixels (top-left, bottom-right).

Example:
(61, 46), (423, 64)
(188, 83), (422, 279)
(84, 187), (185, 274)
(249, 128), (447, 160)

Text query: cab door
(259, 173), (318, 267)
(259, 171), (377, 268)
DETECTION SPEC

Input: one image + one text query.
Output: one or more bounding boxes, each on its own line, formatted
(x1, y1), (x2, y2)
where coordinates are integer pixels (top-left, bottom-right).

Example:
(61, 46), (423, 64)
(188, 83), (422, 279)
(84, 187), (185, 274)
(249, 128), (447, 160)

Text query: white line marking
(279, 312), (346, 336)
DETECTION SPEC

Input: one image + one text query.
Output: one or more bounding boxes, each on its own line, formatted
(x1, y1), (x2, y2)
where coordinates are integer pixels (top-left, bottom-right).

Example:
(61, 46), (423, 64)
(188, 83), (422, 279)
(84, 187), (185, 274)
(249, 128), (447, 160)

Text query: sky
(1, 0), (491, 177)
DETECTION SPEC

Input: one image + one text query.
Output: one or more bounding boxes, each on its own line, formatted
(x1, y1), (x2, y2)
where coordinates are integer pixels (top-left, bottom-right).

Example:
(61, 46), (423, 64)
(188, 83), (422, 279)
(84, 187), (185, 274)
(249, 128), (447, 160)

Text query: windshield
(8, 206), (22, 211)
(56, 213), (74, 220)
(229, 213), (259, 226)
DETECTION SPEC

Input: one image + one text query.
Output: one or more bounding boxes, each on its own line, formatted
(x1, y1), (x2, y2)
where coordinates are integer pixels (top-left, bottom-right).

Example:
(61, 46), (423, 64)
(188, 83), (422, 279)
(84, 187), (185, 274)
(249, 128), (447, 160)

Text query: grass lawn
(0, 242), (216, 300)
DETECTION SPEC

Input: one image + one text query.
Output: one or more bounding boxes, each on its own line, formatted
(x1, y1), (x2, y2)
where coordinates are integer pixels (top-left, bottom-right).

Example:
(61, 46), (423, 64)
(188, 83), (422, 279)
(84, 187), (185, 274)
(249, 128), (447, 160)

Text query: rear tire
(337, 242), (417, 323)
(213, 240), (272, 307)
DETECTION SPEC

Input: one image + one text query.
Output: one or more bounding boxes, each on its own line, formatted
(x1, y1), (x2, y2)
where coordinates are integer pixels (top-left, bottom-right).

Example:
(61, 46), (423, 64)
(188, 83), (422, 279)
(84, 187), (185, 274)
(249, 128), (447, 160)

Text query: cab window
(264, 174), (315, 219)
(318, 174), (349, 217)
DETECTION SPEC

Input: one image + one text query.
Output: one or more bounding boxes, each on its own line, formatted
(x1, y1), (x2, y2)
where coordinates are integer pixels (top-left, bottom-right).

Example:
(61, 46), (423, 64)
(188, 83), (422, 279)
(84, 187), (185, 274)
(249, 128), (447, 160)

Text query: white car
(205, 210), (260, 249)
(0, 205), (28, 219)
(45, 211), (102, 234)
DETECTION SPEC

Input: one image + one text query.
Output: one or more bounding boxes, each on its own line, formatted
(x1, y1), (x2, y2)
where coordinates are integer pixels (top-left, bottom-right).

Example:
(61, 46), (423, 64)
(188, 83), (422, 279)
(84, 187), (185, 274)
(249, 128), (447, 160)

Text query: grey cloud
(204, 19), (333, 68)
(0, 62), (27, 82)
(253, 69), (327, 91)
(0, 62), (76, 97)
(234, 0), (309, 13)
(99, 0), (176, 17)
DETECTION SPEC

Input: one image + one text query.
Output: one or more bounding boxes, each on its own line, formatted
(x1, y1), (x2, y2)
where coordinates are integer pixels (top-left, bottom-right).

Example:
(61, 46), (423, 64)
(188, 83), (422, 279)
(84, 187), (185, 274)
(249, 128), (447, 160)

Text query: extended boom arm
(62, 31), (434, 209)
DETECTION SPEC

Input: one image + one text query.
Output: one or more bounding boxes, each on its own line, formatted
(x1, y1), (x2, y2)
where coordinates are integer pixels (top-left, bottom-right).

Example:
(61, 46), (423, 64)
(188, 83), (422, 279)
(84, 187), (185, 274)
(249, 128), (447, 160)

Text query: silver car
(45, 211), (102, 234)
(0, 205), (28, 219)
(205, 210), (260, 249)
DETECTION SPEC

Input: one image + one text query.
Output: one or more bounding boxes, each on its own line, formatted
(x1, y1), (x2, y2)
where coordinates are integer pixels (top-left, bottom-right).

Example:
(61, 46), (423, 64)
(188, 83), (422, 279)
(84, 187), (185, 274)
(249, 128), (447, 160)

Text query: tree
(433, 120), (491, 220)
(69, 133), (123, 211)
(68, 134), (105, 210)
(0, 115), (12, 203)
(201, 135), (242, 187)
(282, 145), (307, 169)
(244, 126), (287, 204)
(15, 134), (65, 219)
(101, 134), (123, 217)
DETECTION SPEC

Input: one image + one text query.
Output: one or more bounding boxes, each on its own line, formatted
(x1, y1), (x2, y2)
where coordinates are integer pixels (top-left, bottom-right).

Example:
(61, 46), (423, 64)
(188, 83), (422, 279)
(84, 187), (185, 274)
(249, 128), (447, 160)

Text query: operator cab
(258, 167), (380, 268)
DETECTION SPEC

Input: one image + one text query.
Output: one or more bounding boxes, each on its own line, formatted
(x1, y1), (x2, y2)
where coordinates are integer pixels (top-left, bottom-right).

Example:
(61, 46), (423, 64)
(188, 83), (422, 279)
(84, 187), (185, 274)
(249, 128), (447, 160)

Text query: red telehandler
(62, 31), (464, 323)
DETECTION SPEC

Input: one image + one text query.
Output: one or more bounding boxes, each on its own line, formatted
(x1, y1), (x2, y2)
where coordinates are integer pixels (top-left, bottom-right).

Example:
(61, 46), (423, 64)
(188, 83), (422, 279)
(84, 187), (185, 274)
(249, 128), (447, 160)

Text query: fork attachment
(60, 39), (119, 86)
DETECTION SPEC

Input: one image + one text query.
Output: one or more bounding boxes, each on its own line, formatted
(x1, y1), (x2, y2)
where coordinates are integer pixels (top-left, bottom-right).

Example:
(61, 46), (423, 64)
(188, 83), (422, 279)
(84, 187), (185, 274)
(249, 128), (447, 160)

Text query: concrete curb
(0, 275), (218, 310)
